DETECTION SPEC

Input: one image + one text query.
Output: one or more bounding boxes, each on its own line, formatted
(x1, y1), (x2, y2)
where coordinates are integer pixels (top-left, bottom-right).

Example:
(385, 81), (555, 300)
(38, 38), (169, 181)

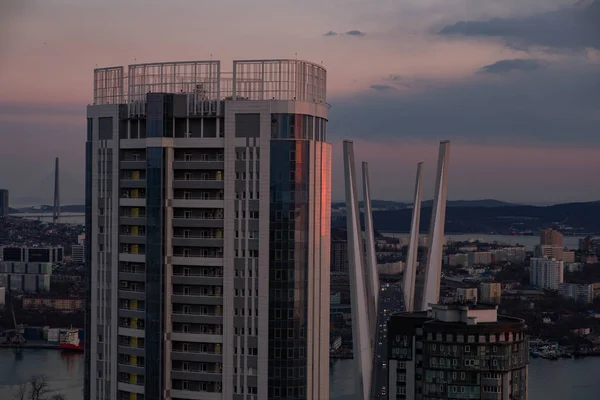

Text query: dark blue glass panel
(268, 138), (310, 399)
(145, 147), (164, 399)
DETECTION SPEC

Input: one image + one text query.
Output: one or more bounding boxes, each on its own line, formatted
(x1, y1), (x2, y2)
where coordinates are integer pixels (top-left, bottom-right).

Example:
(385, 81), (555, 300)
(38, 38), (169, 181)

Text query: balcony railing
(173, 271), (223, 278)
(173, 177), (222, 182)
(173, 195), (224, 200)
(172, 366), (221, 374)
(174, 158), (223, 162)
(172, 216), (222, 220)
(172, 291), (222, 298)
(173, 234), (221, 239)
(172, 253), (223, 259)
(119, 251), (146, 256)
(173, 328), (222, 335)
(172, 348), (222, 355)
(172, 311), (222, 317)
(118, 342), (145, 349)
(119, 287), (146, 293)
(119, 306), (146, 312)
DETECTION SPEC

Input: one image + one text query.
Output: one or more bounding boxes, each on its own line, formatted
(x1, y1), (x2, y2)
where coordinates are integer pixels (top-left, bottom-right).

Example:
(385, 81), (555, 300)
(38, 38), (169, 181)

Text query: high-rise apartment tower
(85, 59), (331, 400)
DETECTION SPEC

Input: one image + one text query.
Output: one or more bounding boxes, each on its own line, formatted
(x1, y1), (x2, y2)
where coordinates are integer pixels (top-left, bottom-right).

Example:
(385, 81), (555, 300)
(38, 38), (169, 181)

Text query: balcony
(173, 160), (224, 170)
(171, 255), (223, 268)
(172, 273), (222, 286)
(120, 179), (146, 189)
(172, 312), (222, 325)
(172, 178), (223, 190)
(172, 289), (223, 306)
(172, 235), (223, 247)
(120, 160), (146, 170)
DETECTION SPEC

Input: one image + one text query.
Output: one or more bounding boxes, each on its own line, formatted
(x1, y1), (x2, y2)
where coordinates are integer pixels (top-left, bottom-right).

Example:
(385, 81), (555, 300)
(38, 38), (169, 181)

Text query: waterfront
(0, 349), (598, 399)
(382, 232), (584, 251)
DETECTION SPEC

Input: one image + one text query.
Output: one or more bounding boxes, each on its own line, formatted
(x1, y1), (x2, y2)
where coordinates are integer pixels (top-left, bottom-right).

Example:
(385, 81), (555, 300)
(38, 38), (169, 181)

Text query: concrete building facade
(387, 304), (529, 400)
(529, 258), (564, 290)
(455, 288), (478, 304)
(72, 244), (85, 263)
(480, 283), (502, 305)
(540, 228), (563, 248)
(558, 283), (594, 304)
(85, 59), (331, 400)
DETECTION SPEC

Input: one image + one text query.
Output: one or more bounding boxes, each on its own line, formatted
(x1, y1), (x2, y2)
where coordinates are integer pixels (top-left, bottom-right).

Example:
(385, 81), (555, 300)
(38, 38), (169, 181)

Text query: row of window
(431, 344), (500, 353)
(234, 249), (259, 258)
(235, 150), (260, 161)
(235, 210), (259, 219)
(234, 347), (258, 355)
(235, 191), (260, 199)
(234, 288), (258, 297)
(234, 386), (258, 394)
(235, 171), (259, 180)
(234, 308), (258, 316)
(427, 331), (523, 343)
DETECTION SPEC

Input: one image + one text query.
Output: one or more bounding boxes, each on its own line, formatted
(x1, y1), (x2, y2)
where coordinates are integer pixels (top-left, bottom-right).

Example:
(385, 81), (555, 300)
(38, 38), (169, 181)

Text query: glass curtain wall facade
(268, 113), (329, 399)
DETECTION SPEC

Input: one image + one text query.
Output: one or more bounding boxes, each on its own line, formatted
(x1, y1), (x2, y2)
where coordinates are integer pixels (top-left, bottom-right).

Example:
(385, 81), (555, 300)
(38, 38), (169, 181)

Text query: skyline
(1, 0), (599, 203)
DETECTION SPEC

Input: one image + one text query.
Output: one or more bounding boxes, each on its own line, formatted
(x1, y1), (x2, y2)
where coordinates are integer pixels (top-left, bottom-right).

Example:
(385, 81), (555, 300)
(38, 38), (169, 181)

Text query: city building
(467, 252), (492, 267)
(387, 303), (529, 400)
(446, 254), (468, 268)
(562, 250), (575, 263)
(558, 283), (595, 304)
(85, 59), (331, 400)
(0, 189), (8, 217)
(534, 245), (563, 261)
(72, 244), (85, 263)
(530, 257), (564, 290)
(0, 286), (5, 308)
(480, 282), (502, 304)
(1, 246), (64, 263)
(455, 287), (478, 304)
(491, 247), (526, 264)
(540, 228), (563, 247)
(330, 228), (348, 273)
(378, 261), (404, 276)
(0, 246), (58, 293)
(23, 295), (84, 311)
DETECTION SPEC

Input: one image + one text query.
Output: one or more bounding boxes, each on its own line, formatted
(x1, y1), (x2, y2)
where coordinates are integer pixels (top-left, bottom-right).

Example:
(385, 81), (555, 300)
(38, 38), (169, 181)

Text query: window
(184, 153), (192, 161)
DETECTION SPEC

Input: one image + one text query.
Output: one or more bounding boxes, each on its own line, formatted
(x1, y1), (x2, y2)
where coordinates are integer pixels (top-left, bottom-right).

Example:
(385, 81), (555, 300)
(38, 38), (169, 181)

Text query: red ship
(59, 328), (84, 352)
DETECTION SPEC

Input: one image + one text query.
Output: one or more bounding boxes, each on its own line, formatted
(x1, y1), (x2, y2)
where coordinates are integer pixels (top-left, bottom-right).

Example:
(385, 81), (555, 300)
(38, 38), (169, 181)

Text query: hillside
(333, 201), (600, 234)
(332, 199), (516, 210)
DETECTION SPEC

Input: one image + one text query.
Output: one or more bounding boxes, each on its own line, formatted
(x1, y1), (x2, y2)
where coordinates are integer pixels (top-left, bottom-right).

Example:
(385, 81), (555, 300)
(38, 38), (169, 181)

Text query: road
(372, 280), (405, 399)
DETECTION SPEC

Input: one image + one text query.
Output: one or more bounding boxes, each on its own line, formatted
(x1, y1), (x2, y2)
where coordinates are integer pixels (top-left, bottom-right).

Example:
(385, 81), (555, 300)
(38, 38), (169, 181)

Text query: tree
(12, 375), (66, 400)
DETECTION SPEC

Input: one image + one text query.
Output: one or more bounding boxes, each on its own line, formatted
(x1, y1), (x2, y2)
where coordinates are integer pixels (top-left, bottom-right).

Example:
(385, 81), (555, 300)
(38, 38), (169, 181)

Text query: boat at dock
(59, 328), (83, 352)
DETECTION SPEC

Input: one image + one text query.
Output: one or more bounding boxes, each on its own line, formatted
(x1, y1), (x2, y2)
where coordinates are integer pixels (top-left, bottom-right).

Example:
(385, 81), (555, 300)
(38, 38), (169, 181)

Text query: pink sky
(0, 0), (597, 204)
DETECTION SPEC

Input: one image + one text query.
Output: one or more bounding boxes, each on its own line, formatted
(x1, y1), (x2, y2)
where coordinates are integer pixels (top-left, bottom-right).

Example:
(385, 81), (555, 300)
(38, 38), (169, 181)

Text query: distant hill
(332, 199), (516, 209)
(425, 199), (516, 208)
(332, 201), (600, 234)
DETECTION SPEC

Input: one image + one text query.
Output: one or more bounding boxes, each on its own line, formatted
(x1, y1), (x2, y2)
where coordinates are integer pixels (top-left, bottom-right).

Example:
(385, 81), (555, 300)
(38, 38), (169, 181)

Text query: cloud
(323, 31), (337, 36)
(329, 60), (600, 146)
(439, 1), (600, 50)
(345, 30), (366, 36)
(478, 58), (548, 74)
(370, 84), (396, 92)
